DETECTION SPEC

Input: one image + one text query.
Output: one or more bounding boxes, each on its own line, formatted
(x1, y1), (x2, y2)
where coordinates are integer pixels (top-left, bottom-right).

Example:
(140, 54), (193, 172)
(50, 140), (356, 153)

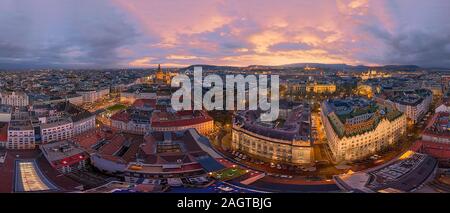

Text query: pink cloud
(109, 0), (450, 67)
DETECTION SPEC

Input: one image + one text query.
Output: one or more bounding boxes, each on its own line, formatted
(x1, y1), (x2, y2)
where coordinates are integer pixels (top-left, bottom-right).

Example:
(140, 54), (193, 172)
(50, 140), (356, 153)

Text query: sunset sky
(1, 0), (449, 69)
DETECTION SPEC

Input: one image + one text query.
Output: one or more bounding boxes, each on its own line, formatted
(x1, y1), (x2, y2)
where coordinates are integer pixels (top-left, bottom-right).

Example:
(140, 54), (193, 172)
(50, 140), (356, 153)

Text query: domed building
(155, 64), (172, 84)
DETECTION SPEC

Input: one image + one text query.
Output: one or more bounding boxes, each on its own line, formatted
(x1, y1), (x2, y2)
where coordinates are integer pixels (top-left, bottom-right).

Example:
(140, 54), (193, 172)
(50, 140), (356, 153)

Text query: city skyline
(1, 0), (450, 69)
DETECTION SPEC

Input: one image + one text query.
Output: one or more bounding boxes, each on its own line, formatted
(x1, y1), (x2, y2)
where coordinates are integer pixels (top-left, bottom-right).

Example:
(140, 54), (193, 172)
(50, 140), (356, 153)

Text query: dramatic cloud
(1, 0), (450, 68)
(0, 0), (139, 69)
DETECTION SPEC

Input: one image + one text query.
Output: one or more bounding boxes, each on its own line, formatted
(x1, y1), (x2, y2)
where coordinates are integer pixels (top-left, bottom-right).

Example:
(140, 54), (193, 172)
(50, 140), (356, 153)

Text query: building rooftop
(54, 101), (94, 122)
(111, 107), (153, 124)
(322, 97), (403, 138)
(76, 128), (222, 175)
(422, 112), (450, 139)
(233, 102), (311, 142)
(40, 141), (88, 167)
(8, 120), (33, 131)
(124, 84), (157, 94)
(132, 99), (157, 109)
(324, 97), (376, 120)
(334, 151), (438, 193)
(151, 110), (213, 128)
(40, 116), (72, 129)
(140, 129), (207, 165)
(388, 89), (432, 106)
(95, 133), (144, 163)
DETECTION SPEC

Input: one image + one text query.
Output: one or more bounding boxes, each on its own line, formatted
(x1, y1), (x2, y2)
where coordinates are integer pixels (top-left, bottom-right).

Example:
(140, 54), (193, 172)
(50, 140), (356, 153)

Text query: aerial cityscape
(1, 0), (450, 198)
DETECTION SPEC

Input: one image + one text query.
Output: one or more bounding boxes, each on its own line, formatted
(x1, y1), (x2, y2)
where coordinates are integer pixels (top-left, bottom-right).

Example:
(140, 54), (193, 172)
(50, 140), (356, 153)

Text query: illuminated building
(359, 70), (391, 80)
(306, 82), (336, 94)
(287, 80), (336, 94)
(232, 102), (313, 164)
(156, 64), (164, 82)
(304, 65), (318, 71)
(357, 84), (374, 98)
(15, 160), (58, 192)
(155, 64), (172, 84)
(321, 98), (406, 161)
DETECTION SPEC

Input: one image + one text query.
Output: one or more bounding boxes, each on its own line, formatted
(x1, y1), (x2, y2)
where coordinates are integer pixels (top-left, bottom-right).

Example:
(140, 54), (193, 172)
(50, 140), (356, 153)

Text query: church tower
(156, 64), (164, 81)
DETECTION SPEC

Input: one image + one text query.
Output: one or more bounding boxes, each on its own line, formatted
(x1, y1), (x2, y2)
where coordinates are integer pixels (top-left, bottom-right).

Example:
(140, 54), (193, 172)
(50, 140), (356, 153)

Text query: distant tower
(156, 64), (164, 81)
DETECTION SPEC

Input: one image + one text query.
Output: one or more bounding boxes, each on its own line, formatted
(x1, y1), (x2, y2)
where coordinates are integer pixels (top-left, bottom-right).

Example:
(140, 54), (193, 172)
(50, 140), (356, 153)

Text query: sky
(0, 0), (450, 69)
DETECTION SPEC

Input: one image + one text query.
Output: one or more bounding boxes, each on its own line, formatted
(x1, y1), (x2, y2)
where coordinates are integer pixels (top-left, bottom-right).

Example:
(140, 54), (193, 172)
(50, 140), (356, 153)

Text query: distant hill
(182, 64), (241, 71)
(281, 63), (351, 69)
(280, 63), (421, 71)
(180, 63), (422, 72)
(377, 65), (420, 71)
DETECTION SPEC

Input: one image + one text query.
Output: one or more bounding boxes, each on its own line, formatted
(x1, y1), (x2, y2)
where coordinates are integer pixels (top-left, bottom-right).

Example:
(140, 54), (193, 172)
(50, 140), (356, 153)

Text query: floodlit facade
(321, 98), (406, 161)
(359, 70), (391, 80)
(232, 102), (313, 164)
(306, 82), (337, 94)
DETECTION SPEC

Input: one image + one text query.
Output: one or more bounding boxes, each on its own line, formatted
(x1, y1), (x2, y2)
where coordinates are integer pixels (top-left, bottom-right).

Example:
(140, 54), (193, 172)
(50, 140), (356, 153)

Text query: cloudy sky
(1, 0), (450, 69)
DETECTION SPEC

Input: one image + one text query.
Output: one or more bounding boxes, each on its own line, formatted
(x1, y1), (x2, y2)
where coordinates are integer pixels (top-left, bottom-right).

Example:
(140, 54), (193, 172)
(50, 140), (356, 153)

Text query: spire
(156, 63), (164, 81)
